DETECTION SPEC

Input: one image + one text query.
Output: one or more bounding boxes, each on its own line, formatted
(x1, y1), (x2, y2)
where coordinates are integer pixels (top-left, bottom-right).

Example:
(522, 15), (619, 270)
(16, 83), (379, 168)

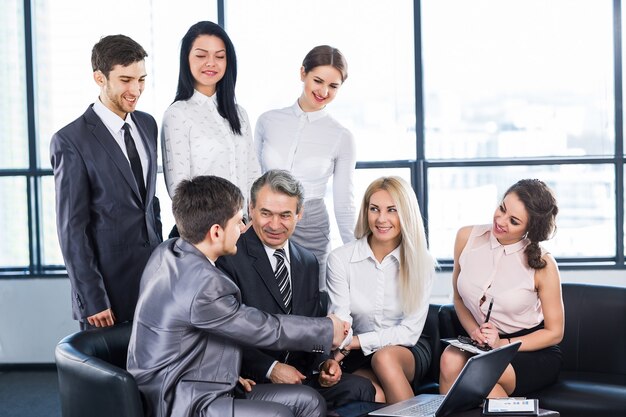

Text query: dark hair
(302, 45), (348, 82)
(175, 21), (242, 135)
(172, 175), (243, 244)
(250, 170), (305, 214)
(91, 35), (147, 78)
(504, 179), (558, 269)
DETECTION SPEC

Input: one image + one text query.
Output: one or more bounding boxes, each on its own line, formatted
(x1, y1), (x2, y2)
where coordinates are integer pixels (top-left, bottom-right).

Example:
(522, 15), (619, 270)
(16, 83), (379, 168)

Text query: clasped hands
(470, 322), (502, 348)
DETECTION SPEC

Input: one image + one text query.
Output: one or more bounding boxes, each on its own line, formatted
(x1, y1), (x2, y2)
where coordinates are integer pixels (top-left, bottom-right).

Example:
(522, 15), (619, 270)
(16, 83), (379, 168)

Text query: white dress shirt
(326, 237), (432, 356)
(93, 99), (148, 183)
(161, 90), (261, 204)
(255, 101), (356, 243)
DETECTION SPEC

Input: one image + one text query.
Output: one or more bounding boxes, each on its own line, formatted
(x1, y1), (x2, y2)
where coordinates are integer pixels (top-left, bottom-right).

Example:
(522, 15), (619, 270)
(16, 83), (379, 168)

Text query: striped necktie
(273, 248), (292, 314)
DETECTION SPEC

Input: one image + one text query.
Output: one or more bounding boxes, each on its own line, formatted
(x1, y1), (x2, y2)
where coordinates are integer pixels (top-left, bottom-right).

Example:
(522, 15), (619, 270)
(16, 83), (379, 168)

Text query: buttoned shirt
(326, 237), (432, 356)
(457, 224), (543, 334)
(161, 90), (260, 205)
(255, 101), (356, 243)
(93, 98), (148, 183)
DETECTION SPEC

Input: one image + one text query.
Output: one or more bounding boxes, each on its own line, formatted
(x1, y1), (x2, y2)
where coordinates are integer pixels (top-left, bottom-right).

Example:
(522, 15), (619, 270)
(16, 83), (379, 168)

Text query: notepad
(483, 398), (539, 415)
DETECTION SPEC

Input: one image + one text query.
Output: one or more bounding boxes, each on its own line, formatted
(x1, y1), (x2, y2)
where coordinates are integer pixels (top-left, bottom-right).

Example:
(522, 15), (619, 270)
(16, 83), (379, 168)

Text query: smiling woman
(255, 45), (356, 291)
(161, 21), (261, 238)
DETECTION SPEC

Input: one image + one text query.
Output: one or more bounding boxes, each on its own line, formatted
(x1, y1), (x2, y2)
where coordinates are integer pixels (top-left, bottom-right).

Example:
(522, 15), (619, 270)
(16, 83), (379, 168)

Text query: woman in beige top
(439, 179), (564, 397)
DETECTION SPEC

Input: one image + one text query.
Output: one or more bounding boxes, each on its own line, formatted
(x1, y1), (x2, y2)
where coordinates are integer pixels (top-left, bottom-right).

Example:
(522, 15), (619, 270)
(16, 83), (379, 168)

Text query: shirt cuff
(358, 332), (380, 356)
(265, 360), (279, 380)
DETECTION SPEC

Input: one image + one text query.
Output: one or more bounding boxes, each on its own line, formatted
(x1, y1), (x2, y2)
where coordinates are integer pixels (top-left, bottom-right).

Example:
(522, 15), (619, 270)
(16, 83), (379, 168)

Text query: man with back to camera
(127, 175), (350, 417)
(50, 35), (162, 329)
(217, 169), (375, 408)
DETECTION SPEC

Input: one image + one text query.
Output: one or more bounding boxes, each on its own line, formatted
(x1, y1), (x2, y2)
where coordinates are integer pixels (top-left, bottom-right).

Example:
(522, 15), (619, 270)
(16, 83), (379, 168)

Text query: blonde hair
(355, 177), (436, 313)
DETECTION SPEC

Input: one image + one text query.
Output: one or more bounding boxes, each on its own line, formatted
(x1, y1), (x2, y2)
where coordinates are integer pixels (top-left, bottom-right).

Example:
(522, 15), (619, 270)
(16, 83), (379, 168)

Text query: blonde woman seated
(327, 176), (436, 404)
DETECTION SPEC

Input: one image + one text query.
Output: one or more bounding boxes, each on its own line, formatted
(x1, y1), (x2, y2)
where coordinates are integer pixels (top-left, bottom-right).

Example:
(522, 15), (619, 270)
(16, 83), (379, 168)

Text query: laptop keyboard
(394, 396), (444, 416)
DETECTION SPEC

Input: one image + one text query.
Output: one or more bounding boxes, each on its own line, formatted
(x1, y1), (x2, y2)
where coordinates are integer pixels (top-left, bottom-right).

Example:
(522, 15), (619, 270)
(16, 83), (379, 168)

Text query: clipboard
(482, 398), (539, 415)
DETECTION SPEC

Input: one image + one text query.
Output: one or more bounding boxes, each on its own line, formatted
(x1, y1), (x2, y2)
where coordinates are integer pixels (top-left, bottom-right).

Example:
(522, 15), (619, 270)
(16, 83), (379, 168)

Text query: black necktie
(273, 248), (292, 314)
(122, 123), (146, 202)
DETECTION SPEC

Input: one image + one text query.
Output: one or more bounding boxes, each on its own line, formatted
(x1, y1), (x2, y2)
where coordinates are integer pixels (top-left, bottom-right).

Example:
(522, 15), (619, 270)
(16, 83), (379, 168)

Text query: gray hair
(250, 170), (305, 213)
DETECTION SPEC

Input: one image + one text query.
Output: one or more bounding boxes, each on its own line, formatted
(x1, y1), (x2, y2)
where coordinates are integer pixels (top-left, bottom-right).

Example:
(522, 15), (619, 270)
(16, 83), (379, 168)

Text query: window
(421, 0), (623, 267)
(0, 0), (217, 275)
(228, 0), (416, 162)
(3, 0), (626, 277)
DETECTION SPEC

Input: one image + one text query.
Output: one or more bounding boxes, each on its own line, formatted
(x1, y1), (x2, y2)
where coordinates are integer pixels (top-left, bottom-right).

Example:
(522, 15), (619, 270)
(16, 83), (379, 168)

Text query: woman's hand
(479, 322), (501, 348)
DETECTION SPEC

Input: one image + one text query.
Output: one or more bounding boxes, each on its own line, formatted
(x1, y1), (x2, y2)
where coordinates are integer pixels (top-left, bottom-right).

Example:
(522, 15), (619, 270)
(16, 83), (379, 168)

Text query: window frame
(1, 0), (624, 278)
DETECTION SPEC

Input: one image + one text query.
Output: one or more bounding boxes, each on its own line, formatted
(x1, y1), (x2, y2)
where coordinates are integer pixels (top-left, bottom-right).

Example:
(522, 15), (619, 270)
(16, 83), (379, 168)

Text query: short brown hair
(172, 176), (243, 244)
(91, 35), (147, 78)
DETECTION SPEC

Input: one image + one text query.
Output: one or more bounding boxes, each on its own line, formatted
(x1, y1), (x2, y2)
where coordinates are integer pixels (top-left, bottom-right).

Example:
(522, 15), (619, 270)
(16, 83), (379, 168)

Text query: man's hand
(238, 377), (256, 392)
(318, 359), (341, 388)
(270, 363), (306, 384)
(87, 308), (115, 327)
(328, 314), (350, 349)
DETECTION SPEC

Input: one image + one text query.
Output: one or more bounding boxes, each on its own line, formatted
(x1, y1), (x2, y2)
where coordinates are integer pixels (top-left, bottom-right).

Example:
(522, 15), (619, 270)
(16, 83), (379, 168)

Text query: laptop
(368, 340), (521, 417)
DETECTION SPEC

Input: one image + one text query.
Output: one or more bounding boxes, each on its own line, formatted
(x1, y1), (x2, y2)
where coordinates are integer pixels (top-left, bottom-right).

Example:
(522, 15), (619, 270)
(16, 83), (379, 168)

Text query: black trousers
(306, 371), (376, 408)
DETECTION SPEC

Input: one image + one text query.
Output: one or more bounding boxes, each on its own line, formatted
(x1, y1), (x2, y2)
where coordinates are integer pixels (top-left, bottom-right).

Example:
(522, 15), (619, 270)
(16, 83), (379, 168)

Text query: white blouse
(326, 237), (432, 356)
(255, 101), (356, 244)
(161, 90), (260, 203)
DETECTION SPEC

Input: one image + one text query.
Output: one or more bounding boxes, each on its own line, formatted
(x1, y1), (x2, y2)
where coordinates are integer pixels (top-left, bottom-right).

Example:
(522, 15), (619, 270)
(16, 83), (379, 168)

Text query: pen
(484, 297), (494, 323)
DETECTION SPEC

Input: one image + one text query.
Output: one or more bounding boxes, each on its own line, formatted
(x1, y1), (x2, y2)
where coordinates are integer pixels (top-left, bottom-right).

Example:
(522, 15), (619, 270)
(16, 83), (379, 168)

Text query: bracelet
(339, 348), (351, 357)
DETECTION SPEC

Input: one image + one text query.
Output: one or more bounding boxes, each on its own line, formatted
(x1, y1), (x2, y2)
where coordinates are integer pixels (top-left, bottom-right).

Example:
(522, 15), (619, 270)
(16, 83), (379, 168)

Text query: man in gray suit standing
(127, 175), (349, 417)
(50, 35), (162, 329)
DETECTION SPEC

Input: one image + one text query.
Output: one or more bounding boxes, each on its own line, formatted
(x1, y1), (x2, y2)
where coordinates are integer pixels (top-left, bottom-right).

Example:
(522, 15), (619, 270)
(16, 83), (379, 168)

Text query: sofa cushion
(532, 373), (626, 417)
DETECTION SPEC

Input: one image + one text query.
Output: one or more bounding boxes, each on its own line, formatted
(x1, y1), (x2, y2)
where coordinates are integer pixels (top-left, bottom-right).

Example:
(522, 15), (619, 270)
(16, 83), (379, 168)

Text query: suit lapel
(84, 106), (144, 205)
(245, 229), (290, 313)
(288, 242), (306, 315)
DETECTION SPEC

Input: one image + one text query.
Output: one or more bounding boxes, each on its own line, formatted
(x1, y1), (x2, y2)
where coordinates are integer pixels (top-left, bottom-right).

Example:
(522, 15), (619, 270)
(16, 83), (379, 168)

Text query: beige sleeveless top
(457, 224), (543, 334)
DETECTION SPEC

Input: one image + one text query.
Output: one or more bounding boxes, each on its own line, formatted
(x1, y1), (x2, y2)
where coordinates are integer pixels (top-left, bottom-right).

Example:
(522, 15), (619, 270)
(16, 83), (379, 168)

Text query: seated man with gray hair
(218, 170), (375, 408)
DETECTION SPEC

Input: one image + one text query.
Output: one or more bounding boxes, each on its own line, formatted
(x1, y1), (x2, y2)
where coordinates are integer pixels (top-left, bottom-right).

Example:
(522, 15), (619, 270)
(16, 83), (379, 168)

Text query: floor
(0, 367), (61, 417)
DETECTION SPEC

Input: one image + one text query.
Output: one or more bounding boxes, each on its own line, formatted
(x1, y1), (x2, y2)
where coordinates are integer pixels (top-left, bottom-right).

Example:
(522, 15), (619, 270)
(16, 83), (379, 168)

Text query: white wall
(0, 270), (624, 364)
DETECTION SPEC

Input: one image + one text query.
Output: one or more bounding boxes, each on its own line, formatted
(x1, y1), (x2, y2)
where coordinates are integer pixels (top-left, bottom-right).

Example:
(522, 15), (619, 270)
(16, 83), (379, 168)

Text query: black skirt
(502, 323), (562, 396)
(341, 334), (432, 392)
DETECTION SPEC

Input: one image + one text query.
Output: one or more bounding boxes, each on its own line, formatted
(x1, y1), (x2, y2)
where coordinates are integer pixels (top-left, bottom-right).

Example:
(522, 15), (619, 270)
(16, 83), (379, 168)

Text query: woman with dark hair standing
(255, 45), (356, 291)
(439, 179), (564, 398)
(162, 21), (260, 236)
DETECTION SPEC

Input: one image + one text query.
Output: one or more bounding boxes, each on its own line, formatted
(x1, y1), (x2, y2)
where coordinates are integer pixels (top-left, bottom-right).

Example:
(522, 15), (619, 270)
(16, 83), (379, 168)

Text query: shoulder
(133, 109), (156, 123)
(535, 252), (559, 280)
(455, 225), (475, 244)
(132, 110), (157, 130)
(236, 103), (249, 118)
(329, 238), (360, 262)
(323, 114), (351, 133)
(163, 100), (191, 118)
(290, 240), (318, 266)
(51, 109), (95, 148)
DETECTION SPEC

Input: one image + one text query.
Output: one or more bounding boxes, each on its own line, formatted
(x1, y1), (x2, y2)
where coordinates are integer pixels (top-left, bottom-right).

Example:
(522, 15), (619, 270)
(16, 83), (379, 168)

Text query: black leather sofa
(53, 283), (625, 417)
(55, 322), (143, 417)
(437, 283), (626, 417)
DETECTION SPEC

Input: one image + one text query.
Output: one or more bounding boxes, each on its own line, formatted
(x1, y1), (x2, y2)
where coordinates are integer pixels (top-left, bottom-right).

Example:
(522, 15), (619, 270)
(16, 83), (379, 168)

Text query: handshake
(328, 314), (353, 350)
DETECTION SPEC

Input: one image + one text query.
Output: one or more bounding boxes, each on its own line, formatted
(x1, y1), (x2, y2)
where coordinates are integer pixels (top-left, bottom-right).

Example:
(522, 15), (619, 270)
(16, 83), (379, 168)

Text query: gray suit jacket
(127, 238), (333, 417)
(50, 105), (162, 322)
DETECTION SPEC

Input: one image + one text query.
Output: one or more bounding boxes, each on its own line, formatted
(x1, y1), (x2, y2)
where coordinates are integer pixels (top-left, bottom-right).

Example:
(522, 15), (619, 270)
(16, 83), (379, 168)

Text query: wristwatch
(339, 348), (351, 357)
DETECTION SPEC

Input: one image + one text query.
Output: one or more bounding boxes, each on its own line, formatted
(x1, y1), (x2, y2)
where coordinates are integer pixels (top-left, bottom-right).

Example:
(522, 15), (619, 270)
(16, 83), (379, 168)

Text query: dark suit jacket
(50, 105), (162, 323)
(127, 238), (332, 417)
(217, 227), (325, 381)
